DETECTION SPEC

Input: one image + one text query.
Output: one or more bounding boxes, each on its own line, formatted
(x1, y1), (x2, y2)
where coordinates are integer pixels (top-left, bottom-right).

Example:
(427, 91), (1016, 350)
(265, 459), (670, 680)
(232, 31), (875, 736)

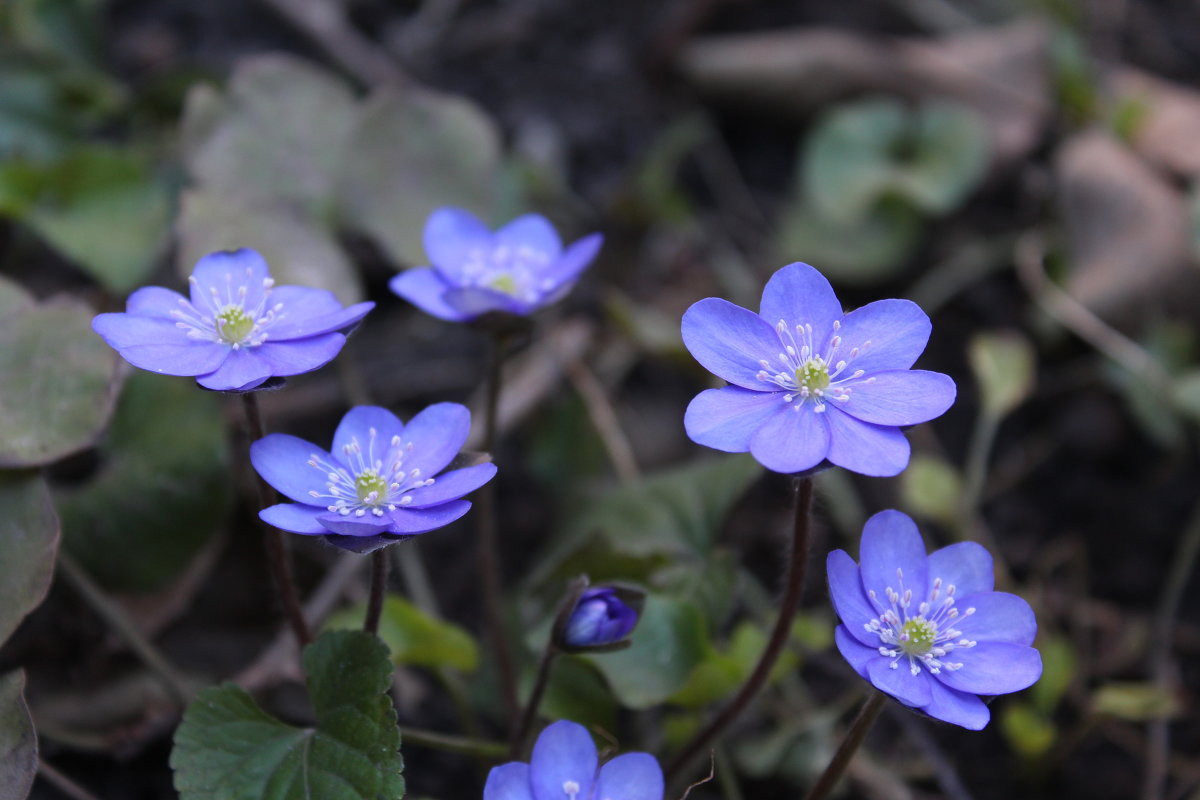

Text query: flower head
(250, 404), (496, 553)
(828, 509), (1042, 729)
(92, 249), (374, 392)
(485, 720), (663, 800)
(682, 262), (955, 476)
(389, 207), (602, 322)
(561, 587), (642, 651)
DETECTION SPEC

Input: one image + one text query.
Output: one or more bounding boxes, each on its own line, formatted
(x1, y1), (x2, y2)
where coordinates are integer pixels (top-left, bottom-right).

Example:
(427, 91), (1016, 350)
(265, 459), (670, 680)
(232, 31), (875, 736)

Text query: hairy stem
(364, 549), (388, 635)
(802, 691), (887, 800)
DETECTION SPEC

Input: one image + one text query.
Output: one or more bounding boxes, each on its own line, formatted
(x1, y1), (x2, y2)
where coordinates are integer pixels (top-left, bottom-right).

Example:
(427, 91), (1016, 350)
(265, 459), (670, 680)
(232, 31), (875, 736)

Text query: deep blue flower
(250, 404), (496, 553)
(389, 207), (602, 322)
(562, 588), (640, 649)
(92, 249), (374, 392)
(827, 509), (1042, 729)
(485, 720), (663, 800)
(682, 262), (955, 476)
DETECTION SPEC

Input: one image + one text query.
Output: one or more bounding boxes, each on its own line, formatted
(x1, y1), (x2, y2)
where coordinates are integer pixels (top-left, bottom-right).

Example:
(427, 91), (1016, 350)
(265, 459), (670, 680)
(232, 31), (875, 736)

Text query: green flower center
(215, 305), (255, 344)
(487, 273), (518, 296)
(355, 469), (389, 505)
(899, 618), (938, 656)
(794, 358), (830, 393)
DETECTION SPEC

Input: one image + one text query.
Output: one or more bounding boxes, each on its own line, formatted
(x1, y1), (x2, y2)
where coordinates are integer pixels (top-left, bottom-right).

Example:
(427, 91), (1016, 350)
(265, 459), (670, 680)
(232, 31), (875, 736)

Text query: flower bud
(559, 586), (643, 652)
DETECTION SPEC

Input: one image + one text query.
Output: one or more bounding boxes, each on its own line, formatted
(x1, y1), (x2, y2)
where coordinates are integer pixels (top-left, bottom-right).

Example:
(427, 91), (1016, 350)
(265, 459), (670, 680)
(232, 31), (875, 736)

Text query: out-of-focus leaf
(776, 196), (921, 284)
(1115, 69), (1200, 178)
(0, 671), (36, 800)
(604, 289), (688, 358)
(55, 371), (229, 593)
(670, 621), (798, 708)
(900, 453), (963, 527)
(0, 472), (59, 645)
(336, 86), (502, 267)
(539, 656), (617, 735)
(791, 610), (833, 652)
(3, 0), (101, 65)
(172, 630), (405, 800)
(1092, 682), (1181, 722)
(0, 275), (33, 319)
(1173, 369), (1200, 425)
(1001, 702), (1056, 759)
(1031, 635), (1076, 715)
(586, 594), (708, 709)
(0, 298), (117, 467)
(325, 595), (479, 673)
(969, 331), (1036, 419)
(625, 114), (706, 223)
(733, 713), (835, 782)
(653, 550), (738, 630)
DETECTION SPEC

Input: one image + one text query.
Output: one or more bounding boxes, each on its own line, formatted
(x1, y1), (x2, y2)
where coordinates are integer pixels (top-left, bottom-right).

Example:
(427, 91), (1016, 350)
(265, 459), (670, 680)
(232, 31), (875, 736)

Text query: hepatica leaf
(0, 671), (37, 800)
(325, 595), (479, 673)
(172, 630), (405, 800)
(0, 472), (59, 646)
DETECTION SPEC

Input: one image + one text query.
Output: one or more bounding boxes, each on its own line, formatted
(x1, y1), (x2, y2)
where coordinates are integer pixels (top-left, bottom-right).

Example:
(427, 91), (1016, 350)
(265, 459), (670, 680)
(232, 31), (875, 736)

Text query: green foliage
(1031, 635), (1077, 715)
(0, 295), (117, 467)
(1092, 682), (1180, 722)
(55, 372), (230, 592)
(968, 331), (1037, 419)
(1001, 702), (1057, 759)
(670, 621), (799, 708)
(900, 453), (963, 527)
(326, 595), (479, 673)
(172, 630), (405, 800)
(0, 671), (36, 800)
(775, 196), (922, 285)
(0, 471), (59, 646)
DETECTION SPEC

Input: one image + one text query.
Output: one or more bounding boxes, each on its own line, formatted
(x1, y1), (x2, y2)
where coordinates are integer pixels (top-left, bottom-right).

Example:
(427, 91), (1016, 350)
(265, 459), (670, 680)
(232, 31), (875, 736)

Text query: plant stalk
(365, 549), (388, 635)
(802, 691), (887, 800)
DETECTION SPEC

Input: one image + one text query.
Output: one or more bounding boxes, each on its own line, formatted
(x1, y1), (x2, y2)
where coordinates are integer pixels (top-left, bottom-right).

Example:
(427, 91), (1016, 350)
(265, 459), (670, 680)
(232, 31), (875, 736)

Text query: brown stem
(364, 549), (388, 635)
(242, 393), (312, 647)
(665, 476), (814, 784)
(802, 691), (888, 800)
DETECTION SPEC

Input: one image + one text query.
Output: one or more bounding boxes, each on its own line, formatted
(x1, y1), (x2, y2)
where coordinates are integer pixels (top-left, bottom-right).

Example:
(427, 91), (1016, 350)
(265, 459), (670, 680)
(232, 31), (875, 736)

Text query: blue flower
(682, 262), (955, 476)
(485, 720), (663, 800)
(827, 510), (1042, 730)
(250, 404), (496, 553)
(562, 587), (641, 650)
(92, 249), (374, 392)
(389, 207), (602, 322)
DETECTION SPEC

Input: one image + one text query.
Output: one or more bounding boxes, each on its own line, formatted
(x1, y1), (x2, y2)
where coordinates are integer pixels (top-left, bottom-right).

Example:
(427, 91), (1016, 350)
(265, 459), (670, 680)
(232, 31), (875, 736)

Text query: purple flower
(92, 249), (374, 392)
(562, 587), (641, 650)
(250, 404), (496, 553)
(389, 207), (602, 322)
(682, 262), (955, 476)
(828, 509), (1042, 730)
(485, 720), (663, 800)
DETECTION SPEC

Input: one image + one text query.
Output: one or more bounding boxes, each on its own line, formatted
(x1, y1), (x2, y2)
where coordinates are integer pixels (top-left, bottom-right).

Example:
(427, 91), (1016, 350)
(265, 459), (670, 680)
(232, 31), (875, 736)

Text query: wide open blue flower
(682, 262), (955, 476)
(250, 404), (496, 553)
(92, 249), (374, 392)
(827, 510), (1042, 730)
(485, 720), (663, 800)
(389, 207), (602, 322)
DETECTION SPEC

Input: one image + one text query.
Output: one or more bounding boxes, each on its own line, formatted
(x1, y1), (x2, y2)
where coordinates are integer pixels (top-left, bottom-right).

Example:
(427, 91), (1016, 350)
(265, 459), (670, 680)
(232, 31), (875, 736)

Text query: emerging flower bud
(559, 586), (643, 652)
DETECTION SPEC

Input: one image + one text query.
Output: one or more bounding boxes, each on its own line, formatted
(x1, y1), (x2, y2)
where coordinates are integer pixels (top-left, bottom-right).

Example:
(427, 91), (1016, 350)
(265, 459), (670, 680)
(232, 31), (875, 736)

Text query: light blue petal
(194, 348), (273, 391)
(250, 434), (332, 503)
(332, 406), (406, 466)
(748, 403), (830, 474)
(496, 214), (562, 259)
(268, 287), (373, 338)
(684, 386), (782, 453)
(530, 721), (597, 800)
(834, 298), (932, 374)
(541, 233), (602, 288)
(867, 658), (932, 707)
(921, 679), (990, 730)
(681, 298), (787, 390)
(926, 542), (994, 598)
(835, 625), (879, 679)
(484, 763), (534, 800)
(385, 500), (472, 534)
(859, 510), (928, 602)
(935, 642), (1042, 696)
(442, 286), (527, 317)
(424, 207), (493, 280)
(951, 592), (1037, 647)
(827, 550), (880, 646)
(126, 286), (188, 318)
(254, 334), (347, 377)
(317, 512), (394, 536)
(405, 463), (497, 508)
(189, 249), (272, 312)
(838, 370), (956, 426)
(758, 263), (843, 345)
(115, 341), (231, 377)
(389, 268), (474, 322)
(823, 407), (911, 477)
(595, 753), (664, 800)
(259, 503), (329, 535)
(398, 402), (472, 479)
(92, 314), (195, 350)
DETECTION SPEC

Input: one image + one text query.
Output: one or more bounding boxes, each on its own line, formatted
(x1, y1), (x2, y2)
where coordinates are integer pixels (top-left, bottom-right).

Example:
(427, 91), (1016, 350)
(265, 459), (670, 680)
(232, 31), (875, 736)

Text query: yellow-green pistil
(899, 618), (938, 656)
(487, 273), (518, 296)
(794, 359), (831, 394)
(216, 305), (255, 344)
(355, 469), (389, 505)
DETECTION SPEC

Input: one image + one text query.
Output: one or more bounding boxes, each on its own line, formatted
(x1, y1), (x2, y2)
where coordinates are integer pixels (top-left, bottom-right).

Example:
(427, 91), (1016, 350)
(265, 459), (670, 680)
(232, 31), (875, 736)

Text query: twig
(37, 760), (101, 800)
(564, 358), (640, 485)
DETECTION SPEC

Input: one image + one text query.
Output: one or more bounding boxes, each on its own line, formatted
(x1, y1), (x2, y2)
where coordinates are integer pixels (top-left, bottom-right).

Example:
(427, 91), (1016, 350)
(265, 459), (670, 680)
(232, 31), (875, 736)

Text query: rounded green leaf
(325, 595), (479, 673)
(775, 197), (922, 285)
(0, 471), (59, 645)
(0, 671), (36, 800)
(968, 331), (1037, 419)
(900, 454), (964, 527)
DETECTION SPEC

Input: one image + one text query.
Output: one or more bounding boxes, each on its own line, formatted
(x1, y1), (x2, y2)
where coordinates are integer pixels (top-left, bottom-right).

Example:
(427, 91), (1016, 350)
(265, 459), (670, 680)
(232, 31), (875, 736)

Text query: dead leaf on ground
(1114, 68), (1200, 178)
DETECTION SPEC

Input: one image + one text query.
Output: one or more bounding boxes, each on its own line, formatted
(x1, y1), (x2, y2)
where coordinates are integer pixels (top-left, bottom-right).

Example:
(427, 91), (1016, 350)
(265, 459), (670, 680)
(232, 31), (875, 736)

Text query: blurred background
(2, 0), (1200, 798)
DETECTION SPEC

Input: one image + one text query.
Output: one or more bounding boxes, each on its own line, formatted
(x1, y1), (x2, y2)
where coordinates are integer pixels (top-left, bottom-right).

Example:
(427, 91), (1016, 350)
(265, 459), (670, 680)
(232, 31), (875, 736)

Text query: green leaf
(1000, 703), (1056, 759)
(0, 275), (34, 320)
(900, 454), (964, 527)
(0, 671), (36, 800)
(0, 472), (59, 646)
(0, 297), (117, 466)
(670, 622), (798, 709)
(325, 595), (479, 673)
(1092, 682), (1180, 722)
(1031, 635), (1076, 715)
(2, 0), (102, 66)
(55, 371), (230, 592)
(968, 331), (1036, 419)
(586, 594), (708, 709)
(775, 197), (922, 285)
(538, 656), (617, 735)
(172, 630), (405, 800)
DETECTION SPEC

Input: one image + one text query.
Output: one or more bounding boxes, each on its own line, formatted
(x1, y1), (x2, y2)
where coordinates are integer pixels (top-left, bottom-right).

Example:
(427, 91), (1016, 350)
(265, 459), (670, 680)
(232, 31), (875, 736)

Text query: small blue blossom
(485, 720), (663, 800)
(828, 510), (1042, 730)
(682, 262), (955, 476)
(250, 404), (496, 554)
(92, 249), (374, 392)
(562, 588), (641, 650)
(389, 207), (603, 322)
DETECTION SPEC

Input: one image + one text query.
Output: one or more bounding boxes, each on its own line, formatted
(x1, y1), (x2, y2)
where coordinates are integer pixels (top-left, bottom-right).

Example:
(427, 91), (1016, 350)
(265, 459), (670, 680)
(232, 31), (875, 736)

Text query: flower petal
(541, 233), (602, 288)
(496, 213), (562, 259)
(684, 386), (782, 452)
(835, 625), (879, 678)
(595, 753), (663, 800)
(441, 286), (529, 317)
(189, 249), (272, 312)
(823, 407), (911, 477)
(834, 298), (932, 373)
(952, 592), (1037, 647)
(926, 541), (993, 597)
(399, 402), (472, 478)
(921, 679), (990, 730)
(827, 550), (880, 646)
(405, 463), (497, 508)
(839, 370), (956, 426)
(259, 503), (329, 535)
(867, 658), (932, 707)
(126, 286), (188, 318)
(322, 533), (401, 554)
(681, 298), (786, 390)
(484, 763), (534, 800)
(530, 721), (597, 800)
(386, 500), (472, 534)
(254, 334), (347, 377)
(424, 207), (493, 279)
(859, 509), (928, 602)
(749, 404), (831, 474)
(251, 434), (335, 504)
(92, 314), (195, 350)
(318, 512), (395, 536)
(113, 341), (231, 377)
(269, 290), (374, 339)
(194, 348), (273, 391)
(389, 268), (474, 322)
(758, 262), (843, 343)
(935, 642), (1042, 696)
(331, 406), (407, 464)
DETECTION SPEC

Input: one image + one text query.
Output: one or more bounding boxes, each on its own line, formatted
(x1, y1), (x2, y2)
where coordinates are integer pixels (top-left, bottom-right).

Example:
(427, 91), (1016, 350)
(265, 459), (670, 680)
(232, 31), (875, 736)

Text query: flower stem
(665, 476), (814, 784)
(241, 392), (312, 648)
(364, 549), (388, 635)
(802, 691), (887, 800)
(397, 726), (509, 760)
(478, 331), (519, 724)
